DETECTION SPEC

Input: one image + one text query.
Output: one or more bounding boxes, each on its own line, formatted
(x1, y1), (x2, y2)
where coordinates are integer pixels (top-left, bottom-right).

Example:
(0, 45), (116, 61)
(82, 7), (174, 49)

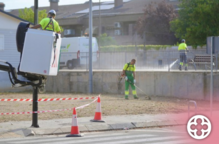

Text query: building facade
(0, 3), (31, 89)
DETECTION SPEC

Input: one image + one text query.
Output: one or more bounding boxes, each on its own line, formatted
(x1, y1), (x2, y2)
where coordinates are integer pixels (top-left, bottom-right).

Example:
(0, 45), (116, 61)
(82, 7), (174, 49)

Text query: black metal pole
(31, 86), (39, 128)
(34, 0), (38, 25)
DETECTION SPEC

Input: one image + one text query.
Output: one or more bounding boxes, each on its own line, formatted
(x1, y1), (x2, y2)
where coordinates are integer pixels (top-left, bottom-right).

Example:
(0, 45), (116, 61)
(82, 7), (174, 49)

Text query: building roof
(92, 0), (179, 16)
(9, 0), (179, 20)
(0, 9), (32, 23)
(9, 2), (101, 19)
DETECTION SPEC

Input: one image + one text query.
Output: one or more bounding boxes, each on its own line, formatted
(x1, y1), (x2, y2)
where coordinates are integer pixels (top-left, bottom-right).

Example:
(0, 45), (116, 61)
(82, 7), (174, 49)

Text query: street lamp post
(99, 0), (101, 36)
(210, 37), (213, 116)
(32, 0), (39, 128)
(89, 0), (93, 93)
(34, 0), (38, 25)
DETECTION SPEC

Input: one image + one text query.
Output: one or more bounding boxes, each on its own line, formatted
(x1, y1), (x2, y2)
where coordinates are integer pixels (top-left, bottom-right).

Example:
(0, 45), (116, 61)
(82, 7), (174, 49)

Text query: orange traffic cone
(66, 107), (83, 137)
(90, 96), (105, 122)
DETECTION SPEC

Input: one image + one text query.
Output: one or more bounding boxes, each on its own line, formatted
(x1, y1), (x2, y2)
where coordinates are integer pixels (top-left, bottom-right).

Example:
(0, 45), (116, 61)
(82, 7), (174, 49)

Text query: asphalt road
(0, 126), (195, 144)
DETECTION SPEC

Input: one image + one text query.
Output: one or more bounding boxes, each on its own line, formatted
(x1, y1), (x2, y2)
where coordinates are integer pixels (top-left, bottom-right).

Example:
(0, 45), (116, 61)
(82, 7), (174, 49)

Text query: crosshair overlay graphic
(187, 115), (212, 140)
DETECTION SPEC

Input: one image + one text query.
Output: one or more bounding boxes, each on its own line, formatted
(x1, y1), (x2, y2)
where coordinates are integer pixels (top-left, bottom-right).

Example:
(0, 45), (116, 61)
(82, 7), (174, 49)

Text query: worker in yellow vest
(31, 10), (61, 33)
(178, 39), (189, 71)
(122, 59), (138, 100)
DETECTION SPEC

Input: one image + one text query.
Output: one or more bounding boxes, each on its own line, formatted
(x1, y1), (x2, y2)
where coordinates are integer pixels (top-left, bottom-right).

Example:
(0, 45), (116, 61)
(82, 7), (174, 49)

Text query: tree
(170, 0), (219, 46)
(19, 8), (47, 24)
(97, 33), (116, 47)
(135, 1), (177, 45)
(19, 8), (63, 32)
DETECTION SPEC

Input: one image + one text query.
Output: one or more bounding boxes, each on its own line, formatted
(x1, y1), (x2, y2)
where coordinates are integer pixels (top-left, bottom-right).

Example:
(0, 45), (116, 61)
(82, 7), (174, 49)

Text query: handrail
(188, 100), (197, 118)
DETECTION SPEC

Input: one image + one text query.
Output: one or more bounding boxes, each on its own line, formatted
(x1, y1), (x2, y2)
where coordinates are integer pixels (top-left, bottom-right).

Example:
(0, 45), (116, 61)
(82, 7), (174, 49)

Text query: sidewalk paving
(0, 112), (193, 139)
(1, 111), (218, 139)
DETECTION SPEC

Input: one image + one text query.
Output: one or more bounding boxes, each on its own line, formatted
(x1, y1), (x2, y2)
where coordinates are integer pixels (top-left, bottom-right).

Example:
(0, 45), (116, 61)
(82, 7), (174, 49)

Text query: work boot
(134, 96), (139, 99)
(125, 96), (129, 100)
(185, 66), (188, 71)
(179, 65), (182, 71)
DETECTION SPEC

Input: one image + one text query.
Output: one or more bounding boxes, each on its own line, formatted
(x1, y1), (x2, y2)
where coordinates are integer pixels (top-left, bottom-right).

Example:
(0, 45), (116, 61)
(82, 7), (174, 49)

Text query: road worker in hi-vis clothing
(178, 39), (189, 71)
(31, 10), (61, 33)
(122, 59), (138, 100)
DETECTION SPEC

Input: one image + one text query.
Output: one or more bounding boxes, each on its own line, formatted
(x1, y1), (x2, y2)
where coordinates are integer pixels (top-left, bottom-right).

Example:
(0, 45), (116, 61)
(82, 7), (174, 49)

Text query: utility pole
(89, 0), (93, 93)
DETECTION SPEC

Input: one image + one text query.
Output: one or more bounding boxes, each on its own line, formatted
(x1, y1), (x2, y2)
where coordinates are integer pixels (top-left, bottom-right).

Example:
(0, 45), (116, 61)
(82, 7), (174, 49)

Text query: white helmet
(48, 9), (56, 16)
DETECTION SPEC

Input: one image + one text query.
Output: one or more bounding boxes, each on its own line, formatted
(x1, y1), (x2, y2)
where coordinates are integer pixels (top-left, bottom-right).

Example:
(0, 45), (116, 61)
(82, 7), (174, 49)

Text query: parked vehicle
(59, 37), (99, 69)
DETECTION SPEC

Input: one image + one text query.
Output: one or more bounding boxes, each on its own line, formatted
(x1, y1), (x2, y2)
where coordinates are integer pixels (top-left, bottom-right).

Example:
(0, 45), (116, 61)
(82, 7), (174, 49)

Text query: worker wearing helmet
(178, 39), (189, 70)
(122, 59), (138, 100)
(31, 10), (61, 33)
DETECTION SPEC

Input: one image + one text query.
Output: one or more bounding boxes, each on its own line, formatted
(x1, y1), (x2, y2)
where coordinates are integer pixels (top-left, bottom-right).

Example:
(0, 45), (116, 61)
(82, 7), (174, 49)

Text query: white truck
(59, 37), (99, 69)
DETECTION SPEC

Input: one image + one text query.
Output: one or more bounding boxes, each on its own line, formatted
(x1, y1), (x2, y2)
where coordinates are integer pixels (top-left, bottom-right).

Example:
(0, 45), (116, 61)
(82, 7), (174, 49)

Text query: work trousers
(179, 52), (188, 66)
(125, 78), (137, 98)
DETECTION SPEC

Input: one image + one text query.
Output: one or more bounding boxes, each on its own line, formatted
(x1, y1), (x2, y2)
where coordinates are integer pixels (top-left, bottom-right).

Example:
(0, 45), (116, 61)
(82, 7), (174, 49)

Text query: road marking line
(131, 129), (186, 133)
(99, 136), (184, 144)
(0, 136), (56, 142)
(7, 133), (134, 144)
(40, 135), (168, 144)
(10, 134), (155, 144)
(150, 139), (194, 144)
(0, 133), (126, 142)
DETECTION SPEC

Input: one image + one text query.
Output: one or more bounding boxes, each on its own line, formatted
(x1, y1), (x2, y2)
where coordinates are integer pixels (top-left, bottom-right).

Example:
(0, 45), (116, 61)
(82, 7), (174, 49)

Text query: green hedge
(99, 45), (172, 52)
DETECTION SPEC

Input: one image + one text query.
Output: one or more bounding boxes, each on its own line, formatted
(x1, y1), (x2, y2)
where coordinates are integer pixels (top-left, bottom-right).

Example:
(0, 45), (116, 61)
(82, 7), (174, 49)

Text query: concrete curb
(0, 120), (187, 138)
(0, 129), (34, 138)
(28, 120), (186, 136)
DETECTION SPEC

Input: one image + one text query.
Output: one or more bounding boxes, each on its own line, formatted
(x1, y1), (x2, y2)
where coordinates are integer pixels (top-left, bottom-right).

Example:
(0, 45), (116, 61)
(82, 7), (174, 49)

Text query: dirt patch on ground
(0, 93), (218, 123)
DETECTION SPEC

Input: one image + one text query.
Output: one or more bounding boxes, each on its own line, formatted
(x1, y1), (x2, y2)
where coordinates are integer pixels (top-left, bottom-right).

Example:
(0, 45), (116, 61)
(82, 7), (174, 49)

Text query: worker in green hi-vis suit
(122, 59), (138, 100)
(178, 39), (189, 71)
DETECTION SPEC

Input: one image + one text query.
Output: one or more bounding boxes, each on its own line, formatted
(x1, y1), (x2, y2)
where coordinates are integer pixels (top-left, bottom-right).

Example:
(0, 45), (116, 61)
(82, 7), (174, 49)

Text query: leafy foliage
(19, 8), (47, 23)
(135, 1), (177, 45)
(97, 33), (116, 47)
(170, 0), (219, 47)
(100, 45), (172, 52)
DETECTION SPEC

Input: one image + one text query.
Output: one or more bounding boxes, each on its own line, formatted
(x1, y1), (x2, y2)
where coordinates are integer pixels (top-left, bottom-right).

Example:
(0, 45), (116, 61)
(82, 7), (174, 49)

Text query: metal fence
(59, 49), (218, 71)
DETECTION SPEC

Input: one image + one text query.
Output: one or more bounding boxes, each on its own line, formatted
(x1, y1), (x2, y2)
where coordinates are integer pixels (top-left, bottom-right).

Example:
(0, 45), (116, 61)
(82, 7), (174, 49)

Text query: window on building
(114, 30), (121, 36)
(0, 35), (4, 51)
(64, 29), (75, 36)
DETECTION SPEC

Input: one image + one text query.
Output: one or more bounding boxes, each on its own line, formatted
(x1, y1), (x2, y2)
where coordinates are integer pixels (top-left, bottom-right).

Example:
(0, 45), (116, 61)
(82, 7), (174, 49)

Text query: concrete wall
(45, 71), (219, 101)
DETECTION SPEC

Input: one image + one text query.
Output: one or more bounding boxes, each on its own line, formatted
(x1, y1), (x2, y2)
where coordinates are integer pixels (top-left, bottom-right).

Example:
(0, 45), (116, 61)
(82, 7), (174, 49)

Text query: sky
(0, 0), (111, 10)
